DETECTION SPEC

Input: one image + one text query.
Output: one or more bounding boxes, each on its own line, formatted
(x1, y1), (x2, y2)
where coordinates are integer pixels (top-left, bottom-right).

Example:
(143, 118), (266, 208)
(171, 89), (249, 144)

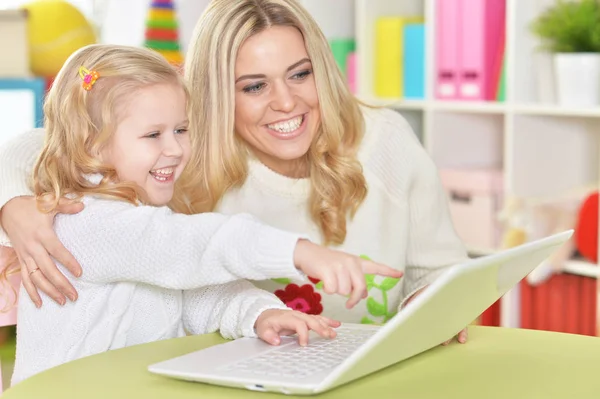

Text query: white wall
(1, 0), (356, 50)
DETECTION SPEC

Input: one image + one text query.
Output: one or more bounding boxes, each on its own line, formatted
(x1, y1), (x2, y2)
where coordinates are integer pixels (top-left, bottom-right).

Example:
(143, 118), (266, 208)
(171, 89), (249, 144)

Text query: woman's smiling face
(233, 26), (320, 177)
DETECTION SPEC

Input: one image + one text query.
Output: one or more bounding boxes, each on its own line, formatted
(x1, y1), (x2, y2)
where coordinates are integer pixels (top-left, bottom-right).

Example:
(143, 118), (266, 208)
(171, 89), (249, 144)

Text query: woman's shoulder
(357, 105), (435, 201)
(358, 105), (428, 168)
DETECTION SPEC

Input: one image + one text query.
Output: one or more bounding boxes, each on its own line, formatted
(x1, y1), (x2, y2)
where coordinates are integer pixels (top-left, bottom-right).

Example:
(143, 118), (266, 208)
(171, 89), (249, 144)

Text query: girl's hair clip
(79, 66), (99, 91)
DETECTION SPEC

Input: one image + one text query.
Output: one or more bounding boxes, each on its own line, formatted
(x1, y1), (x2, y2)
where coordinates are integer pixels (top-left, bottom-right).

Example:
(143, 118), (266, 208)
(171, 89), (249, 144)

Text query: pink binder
(435, 0), (461, 99)
(458, 0), (506, 101)
(347, 52), (357, 94)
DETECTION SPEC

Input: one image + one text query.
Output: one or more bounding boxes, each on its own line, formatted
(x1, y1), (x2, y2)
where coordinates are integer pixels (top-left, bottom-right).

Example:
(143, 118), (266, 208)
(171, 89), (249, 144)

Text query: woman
(0, 0), (468, 342)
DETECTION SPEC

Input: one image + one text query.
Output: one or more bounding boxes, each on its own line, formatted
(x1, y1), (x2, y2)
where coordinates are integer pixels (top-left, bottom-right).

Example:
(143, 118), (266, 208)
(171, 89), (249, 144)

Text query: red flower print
(274, 284), (323, 315)
(308, 276), (321, 285)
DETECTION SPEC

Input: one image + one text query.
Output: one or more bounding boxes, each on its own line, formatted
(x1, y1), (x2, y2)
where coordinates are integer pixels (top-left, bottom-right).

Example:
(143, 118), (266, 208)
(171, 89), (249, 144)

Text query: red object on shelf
(575, 191), (599, 263)
(520, 273), (597, 336)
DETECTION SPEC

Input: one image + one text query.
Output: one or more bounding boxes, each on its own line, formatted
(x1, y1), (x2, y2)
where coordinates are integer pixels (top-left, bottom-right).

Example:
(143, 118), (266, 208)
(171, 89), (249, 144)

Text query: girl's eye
(146, 132), (160, 138)
(243, 82), (266, 93)
(175, 128), (188, 135)
(292, 69), (312, 80)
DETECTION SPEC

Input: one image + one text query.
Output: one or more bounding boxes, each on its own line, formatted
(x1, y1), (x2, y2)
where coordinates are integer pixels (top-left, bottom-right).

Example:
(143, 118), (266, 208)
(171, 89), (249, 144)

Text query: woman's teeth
(267, 115), (303, 133)
(150, 167), (174, 182)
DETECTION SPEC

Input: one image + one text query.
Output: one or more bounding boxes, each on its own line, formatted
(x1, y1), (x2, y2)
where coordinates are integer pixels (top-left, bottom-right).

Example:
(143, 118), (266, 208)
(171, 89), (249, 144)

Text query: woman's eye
(175, 128), (188, 135)
(243, 82), (266, 93)
(292, 70), (312, 80)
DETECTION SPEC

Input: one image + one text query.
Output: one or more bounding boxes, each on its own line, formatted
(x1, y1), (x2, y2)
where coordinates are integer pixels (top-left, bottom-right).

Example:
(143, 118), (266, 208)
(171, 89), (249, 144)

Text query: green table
(3, 326), (600, 398)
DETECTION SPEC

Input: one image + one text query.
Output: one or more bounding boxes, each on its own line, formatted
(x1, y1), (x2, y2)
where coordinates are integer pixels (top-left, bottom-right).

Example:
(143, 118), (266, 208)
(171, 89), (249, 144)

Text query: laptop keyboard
(219, 327), (378, 378)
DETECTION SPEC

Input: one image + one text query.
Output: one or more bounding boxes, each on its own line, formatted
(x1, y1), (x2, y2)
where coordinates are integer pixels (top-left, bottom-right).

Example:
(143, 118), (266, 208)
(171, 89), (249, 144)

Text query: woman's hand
(0, 196), (84, 307)
(404, 286), (468, 345)
(293, 240), (403, 309)
(255, 309), (340, 346)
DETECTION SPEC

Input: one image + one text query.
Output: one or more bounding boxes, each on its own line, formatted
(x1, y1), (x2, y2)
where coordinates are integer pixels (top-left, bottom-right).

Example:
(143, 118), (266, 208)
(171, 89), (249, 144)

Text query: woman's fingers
(24, 257), (66, 306)
(54, 199), (84, 216)
(20, 260), (42, 308)
(45, 235), (82, 279)
(458, 328), (468, 344)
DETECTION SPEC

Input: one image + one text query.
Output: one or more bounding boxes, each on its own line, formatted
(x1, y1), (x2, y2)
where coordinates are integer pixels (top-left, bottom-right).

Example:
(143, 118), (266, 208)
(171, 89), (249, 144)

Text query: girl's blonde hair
(1, 44), (190, 309)
(177, 0), (368, 245)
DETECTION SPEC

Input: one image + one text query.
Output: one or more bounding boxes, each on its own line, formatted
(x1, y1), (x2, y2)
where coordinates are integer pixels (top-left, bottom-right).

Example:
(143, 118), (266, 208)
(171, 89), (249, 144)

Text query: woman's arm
(0, 129), (83, 306)
(182, 280), (288, 339)
(0, 129), (44, 238)
(64, 197), (305, 289)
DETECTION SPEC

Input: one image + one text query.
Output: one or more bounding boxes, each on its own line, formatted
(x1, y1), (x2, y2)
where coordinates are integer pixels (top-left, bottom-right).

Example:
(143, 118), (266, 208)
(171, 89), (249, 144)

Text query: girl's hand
(255, 309), (341, 346)
(293, 240), (403, 309)
(0, 196), (84, 307)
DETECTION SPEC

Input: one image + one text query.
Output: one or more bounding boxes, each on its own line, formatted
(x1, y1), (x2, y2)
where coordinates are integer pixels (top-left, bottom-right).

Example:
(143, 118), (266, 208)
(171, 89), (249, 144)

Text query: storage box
(0, 9), (30, 78)
(440, 168), (504, 251)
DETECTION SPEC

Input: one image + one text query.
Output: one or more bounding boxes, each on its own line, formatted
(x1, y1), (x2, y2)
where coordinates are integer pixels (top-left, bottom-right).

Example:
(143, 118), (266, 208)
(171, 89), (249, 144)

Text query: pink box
(440, 168), (504, 251)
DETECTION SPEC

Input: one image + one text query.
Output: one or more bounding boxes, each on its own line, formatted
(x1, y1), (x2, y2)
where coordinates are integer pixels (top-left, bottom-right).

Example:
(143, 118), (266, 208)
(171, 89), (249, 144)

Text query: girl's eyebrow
(235, 58), (311, 83)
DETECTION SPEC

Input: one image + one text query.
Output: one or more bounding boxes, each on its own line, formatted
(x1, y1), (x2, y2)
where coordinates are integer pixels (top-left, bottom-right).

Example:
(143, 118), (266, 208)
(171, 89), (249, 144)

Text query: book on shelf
(374, 16), (423, 99)
(434, 0), (506, 102)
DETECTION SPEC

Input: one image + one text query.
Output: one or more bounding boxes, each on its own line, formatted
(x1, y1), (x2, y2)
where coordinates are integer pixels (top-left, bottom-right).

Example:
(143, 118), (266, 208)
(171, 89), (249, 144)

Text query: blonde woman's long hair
(179, 0), (367, 245)
(1, 44), (189, 307)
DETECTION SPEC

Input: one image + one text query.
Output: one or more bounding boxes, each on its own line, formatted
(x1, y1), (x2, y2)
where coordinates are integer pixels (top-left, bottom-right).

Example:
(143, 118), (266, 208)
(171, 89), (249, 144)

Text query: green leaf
(360, 317), (376, 325)
(384, 311), (397, 323)
(364, 274), (376, 291)
(530, 0), (600, 52)
(379, 277), (400, 292)
(315, 281), (324, 290)
(366, 297), (387, 317)
(359, 254), (372, 261)
(272, 278), (291, 285)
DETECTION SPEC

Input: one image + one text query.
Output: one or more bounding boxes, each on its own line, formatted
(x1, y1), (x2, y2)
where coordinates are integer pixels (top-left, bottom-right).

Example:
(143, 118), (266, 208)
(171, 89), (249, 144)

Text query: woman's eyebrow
(235, 58), (311, 83)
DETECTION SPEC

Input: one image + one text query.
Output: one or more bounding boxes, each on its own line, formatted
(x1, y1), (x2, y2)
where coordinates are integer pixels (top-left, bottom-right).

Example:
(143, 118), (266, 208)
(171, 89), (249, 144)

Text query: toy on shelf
(22, 0), (96, 77)
(575, 191), (598, 263)
(499, 189), (596, 286)
(144, 0), (184, 67)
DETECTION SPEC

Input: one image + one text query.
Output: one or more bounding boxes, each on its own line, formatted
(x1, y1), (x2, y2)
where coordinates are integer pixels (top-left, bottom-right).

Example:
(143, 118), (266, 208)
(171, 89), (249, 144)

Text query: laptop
(148, 230), (573, 395)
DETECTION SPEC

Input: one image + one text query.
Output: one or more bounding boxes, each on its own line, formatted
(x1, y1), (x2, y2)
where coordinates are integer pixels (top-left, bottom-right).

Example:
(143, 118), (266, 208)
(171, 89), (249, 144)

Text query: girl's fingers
(336, 267), (352, 297)
(362, 260), (403, 278)
(320, 271), (337, 295)
(346, 266), (366, 309)
(259, 328), (282, 346)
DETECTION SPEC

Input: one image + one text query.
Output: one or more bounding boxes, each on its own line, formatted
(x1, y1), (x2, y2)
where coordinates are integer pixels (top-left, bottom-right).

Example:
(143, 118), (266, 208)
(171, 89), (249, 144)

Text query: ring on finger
(29, 267), (41, 276)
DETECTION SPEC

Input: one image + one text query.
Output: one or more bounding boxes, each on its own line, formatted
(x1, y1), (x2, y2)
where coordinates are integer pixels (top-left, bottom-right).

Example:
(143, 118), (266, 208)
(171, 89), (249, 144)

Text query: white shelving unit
(353, 0), (600, 329)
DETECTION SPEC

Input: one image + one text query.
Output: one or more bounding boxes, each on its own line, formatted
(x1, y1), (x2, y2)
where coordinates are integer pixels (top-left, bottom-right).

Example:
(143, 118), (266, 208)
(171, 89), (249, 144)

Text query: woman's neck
(253, 151), (310, 179)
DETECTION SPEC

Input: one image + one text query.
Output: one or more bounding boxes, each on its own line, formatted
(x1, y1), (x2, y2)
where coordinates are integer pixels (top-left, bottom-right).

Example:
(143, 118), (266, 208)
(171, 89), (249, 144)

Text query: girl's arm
(182, 280), (288, 339)
(182, 281), (341, 346)
(64, 197), (306, 289)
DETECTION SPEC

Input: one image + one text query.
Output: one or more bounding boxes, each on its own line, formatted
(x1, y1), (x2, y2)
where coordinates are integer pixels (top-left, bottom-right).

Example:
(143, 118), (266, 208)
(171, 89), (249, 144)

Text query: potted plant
(531, 0), (600, 107)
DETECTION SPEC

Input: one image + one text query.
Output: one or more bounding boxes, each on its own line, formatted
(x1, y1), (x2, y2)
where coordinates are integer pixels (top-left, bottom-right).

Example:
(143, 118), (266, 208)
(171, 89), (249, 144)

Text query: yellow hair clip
(78, 66), (99, 91)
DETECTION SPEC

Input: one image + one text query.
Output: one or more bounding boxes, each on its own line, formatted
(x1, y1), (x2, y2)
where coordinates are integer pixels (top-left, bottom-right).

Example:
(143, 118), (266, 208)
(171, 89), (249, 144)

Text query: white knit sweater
(0, 106), (468, 327)
(8, 194), (305, 384)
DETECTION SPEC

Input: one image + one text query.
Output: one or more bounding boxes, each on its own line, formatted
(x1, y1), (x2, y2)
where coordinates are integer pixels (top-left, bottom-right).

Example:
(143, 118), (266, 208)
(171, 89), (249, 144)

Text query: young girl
(5, 44), (402, 384)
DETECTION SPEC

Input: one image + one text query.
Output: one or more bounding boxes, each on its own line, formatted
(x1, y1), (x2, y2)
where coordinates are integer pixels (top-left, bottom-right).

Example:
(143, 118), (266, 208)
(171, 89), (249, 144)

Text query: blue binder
(403, 24), (425, 99)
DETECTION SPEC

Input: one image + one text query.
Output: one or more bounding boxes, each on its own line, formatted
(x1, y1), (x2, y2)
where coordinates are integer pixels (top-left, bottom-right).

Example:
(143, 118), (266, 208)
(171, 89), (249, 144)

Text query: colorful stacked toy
(144, 0), (183, 66)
